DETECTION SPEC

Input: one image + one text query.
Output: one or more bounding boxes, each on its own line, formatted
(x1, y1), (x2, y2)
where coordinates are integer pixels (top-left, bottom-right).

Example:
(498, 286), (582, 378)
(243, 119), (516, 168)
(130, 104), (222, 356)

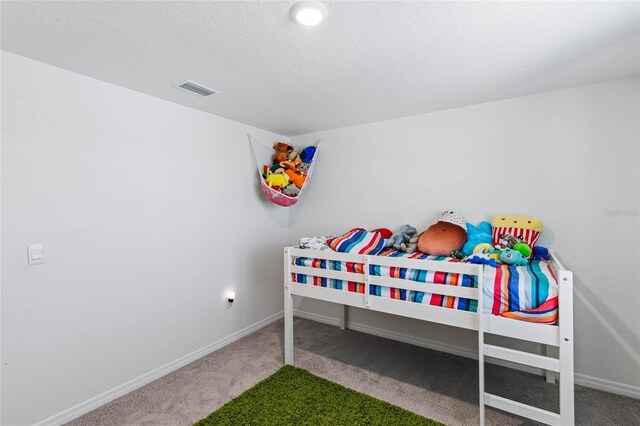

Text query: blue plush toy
(466, 254), (498, 268)
(300, 146), (316, 163)
(532, 246), (550, 261)
(462, 221), (493, 256)
(499, 248), (528, 266)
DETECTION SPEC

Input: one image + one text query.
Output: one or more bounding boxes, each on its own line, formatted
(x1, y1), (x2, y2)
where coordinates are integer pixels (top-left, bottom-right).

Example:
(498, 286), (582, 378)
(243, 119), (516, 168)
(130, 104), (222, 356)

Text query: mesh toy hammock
(248, 134), (320, 207)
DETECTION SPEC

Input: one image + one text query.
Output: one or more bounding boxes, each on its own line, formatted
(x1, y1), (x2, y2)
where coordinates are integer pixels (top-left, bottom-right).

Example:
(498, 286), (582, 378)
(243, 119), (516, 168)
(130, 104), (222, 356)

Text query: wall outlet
(28, 244), (44, 265)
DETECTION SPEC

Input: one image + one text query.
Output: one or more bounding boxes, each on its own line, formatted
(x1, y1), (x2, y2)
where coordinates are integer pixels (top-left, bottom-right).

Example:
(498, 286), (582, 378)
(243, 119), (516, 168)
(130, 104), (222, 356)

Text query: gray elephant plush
(282, 186), (300, 197)
(386, 225), (418, 252)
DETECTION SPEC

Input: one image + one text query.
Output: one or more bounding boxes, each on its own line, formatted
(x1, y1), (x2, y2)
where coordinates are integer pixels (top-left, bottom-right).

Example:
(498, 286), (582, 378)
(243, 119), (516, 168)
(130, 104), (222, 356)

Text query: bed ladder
(478, 270), (574, 425)
(478, 330), (561, 425)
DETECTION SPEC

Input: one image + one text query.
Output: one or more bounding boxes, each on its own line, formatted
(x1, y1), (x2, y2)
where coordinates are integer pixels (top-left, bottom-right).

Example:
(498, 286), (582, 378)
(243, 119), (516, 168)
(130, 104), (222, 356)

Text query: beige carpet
(67, 318), (639, 425)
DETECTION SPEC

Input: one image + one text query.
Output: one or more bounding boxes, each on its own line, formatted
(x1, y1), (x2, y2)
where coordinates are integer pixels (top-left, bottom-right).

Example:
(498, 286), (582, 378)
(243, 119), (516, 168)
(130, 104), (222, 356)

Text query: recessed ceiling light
(290, 1), (328, 26)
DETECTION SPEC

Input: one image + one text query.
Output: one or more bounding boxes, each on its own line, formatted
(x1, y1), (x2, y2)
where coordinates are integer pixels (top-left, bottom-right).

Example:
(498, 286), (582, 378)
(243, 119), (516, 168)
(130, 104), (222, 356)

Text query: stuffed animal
(417, 211), (468, 256)
(512, 242), (532, 258)
(288, 151), (302, 166)
(281, 162), (306, 189)
(532, 246), (550, 261)
(371, 228), (393, 239)
(462, 222), (493, 256)
(495, 232), (523, 250)
(473, 243), (500, 262)
(387, 225), (418, 251)
(298, 162), (311, 173)
(401, 233), (421, 254)
(265, 170), (289, 188)
(466, 253), (498, 268)
(282, 186), (300, 197)
(473, 243), (494, 254)
(300, 146), (317, 163)
(499, 248), (528, 266)
(451, 250), (465, 259)
(284, 169), (306, 189)
(272, 142), (293, 164)
(270, 163), (286, 174)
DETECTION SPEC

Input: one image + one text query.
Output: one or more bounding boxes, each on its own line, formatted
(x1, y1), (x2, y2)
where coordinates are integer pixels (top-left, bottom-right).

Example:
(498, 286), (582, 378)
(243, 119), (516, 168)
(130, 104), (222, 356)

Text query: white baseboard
(293, 309), (640, 400)
(33, 311), (284, 426)
(574, 373), (640, 400)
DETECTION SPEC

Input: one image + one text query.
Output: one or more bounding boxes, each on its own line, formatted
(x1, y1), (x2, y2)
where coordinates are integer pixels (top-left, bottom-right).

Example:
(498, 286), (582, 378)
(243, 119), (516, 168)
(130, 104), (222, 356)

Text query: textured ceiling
(2, 1), (639, 136)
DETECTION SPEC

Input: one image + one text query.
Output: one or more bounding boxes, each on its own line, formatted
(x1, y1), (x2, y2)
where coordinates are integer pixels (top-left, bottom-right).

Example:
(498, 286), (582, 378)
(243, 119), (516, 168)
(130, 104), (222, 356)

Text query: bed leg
(284, 248), (294, 365)
(339, 305), (347, 330)
(284, 290), (294, 365)
(543, 345), (556, 384)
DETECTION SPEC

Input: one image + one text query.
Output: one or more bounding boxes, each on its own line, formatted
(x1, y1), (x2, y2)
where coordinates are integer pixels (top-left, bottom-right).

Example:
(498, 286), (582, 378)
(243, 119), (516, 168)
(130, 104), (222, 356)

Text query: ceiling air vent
(175, 80), (219, 97)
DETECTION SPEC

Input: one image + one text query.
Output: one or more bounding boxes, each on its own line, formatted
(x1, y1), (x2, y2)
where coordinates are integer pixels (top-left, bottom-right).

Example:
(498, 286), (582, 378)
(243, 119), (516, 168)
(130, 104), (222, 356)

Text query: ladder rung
(484, 392), (561, 425)
(483, 344), (560, 372)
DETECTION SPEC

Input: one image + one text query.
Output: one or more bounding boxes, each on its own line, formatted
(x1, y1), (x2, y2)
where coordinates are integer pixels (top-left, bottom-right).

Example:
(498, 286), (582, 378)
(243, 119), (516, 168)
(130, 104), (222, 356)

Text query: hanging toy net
(248, 134), (320, 207)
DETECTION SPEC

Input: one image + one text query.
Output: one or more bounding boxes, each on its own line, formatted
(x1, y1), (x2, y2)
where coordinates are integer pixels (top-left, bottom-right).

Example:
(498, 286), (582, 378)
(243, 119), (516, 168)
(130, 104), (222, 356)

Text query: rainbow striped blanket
(292, 249), (558, 323)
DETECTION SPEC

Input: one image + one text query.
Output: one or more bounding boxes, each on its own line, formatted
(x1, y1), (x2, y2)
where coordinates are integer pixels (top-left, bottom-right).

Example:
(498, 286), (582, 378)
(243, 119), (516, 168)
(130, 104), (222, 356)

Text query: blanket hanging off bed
(248, 134), (320, 207)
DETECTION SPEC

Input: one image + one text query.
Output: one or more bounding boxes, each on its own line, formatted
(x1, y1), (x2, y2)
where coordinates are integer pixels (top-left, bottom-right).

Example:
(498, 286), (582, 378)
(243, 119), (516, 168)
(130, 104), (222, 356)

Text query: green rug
(195, 365), (443, 425)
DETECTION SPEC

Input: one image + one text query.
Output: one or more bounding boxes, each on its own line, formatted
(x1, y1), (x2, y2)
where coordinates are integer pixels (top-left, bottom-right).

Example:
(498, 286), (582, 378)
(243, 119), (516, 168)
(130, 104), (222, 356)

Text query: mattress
(292, 248), (558, 323)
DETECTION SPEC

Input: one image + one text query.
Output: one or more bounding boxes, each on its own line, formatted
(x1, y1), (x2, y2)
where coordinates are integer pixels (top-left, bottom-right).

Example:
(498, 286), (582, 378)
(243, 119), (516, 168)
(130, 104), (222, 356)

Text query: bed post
(364, 256), (371, 309)
(339, 305), (348, 330)
(477, 266), (485, 426)
(558, 269), (575, 425)
(284, 247), (294, 365)
(543, 345), (556, 384)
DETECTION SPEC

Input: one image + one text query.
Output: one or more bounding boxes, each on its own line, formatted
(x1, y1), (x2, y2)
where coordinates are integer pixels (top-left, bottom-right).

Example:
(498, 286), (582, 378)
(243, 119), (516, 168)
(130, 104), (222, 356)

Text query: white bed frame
(283, 247), (574, 425)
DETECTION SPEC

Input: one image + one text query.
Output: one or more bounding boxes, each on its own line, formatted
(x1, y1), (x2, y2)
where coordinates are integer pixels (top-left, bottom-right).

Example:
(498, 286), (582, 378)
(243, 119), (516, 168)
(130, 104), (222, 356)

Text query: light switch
(28, 244), (44, 265)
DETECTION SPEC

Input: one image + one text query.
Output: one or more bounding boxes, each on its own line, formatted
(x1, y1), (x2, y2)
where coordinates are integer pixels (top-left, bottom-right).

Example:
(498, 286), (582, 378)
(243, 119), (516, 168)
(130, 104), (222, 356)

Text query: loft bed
(283, 246), (574, 425)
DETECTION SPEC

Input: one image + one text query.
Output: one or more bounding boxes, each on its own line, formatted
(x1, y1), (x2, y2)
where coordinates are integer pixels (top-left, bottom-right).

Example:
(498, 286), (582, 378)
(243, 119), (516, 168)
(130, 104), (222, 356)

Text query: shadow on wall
(573, 277), (640, 367)
(537, 225), (556, 248)
(244, 242), (286, 313)
(253, 179), (290, 228)
(288, 187), (306, 228)
(288, 149), (322, 228)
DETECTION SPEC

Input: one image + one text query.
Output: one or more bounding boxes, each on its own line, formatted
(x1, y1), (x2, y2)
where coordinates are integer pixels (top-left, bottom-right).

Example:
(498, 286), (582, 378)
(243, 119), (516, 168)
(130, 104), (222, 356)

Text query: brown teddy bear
(272, 142), (293, 164)
(417, 211), (468, 256)
(288, 151), (302, 166)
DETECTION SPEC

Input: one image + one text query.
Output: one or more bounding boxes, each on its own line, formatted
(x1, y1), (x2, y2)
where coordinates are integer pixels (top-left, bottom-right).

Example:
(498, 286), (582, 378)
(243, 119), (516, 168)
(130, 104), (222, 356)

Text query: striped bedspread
(292, 249), (558, 323)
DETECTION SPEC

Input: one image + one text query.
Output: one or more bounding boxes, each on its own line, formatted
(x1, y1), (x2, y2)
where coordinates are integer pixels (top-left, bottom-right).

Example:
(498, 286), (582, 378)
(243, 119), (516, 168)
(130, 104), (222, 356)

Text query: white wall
(1, 52), (290, 425)
(290, 77), (640, 393)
